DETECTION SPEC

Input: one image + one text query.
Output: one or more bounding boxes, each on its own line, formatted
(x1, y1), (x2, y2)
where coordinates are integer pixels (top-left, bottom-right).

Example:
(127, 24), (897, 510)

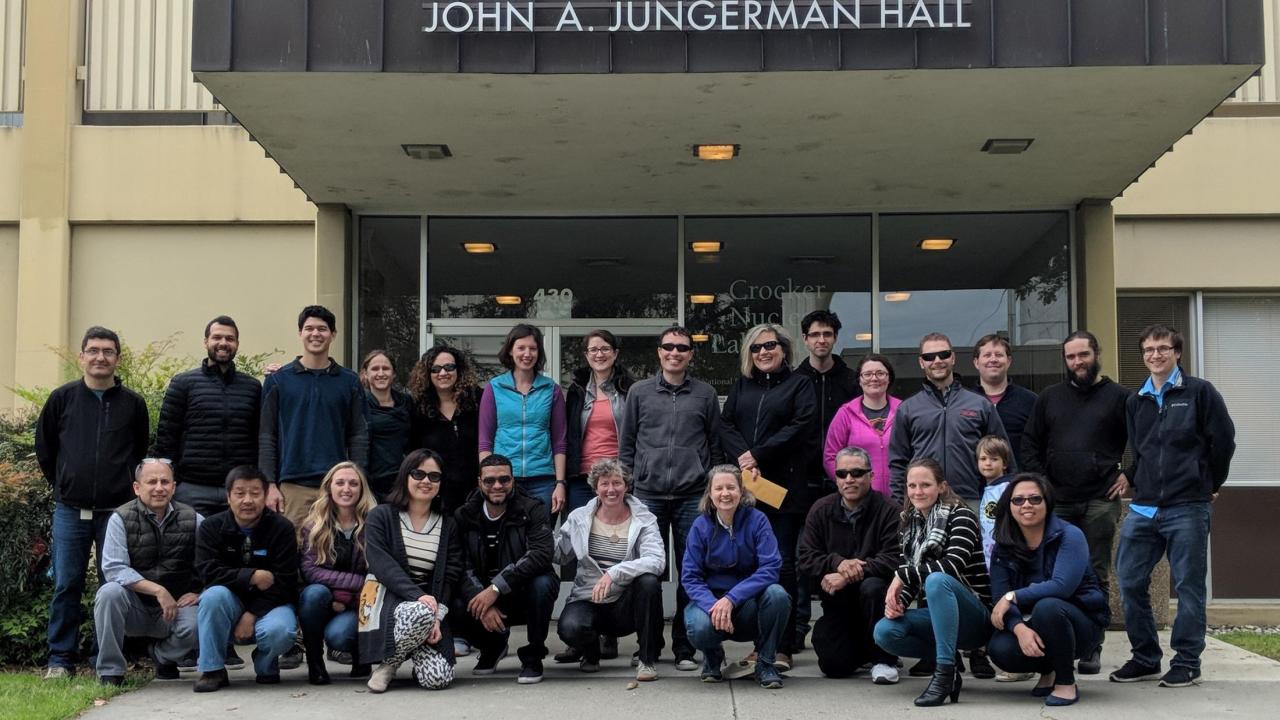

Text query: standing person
(971, 334), (1038, 458)
(298, 462), (377, 685)
(36, 326), (150, 680)
(565, 330), (635, 515)
(873, 458), (993, 707)
(1020, 330), (1132, 674)
(719, 323), (816, 672)
(93, 459), (201, 686)
(797, 447), (901, 683)
(554, 458), (666, 682)
(193, 466), (301, 692)
(362, 449), (465, 692)
(360, 350), (415, 499)
(825, 354), (900, 498)
(683, 466), (790, 689)
(618, 325), (722, 671)
(987, 474), (1110, 707)
(1111, 325), (1235, 688)
(451, 454), (559, 684)
(408, 345), (482, 515)
(259, 305), (369, 528)
(478, 324), (568, 513)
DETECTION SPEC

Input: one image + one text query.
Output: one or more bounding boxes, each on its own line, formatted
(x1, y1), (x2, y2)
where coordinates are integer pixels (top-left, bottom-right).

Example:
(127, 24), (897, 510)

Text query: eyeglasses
(920, 350), (954, 362)
(805, 331), (835, 340)
(481, 474), (514, 487)
(1141, 345), (1176, 357)
(585, 346), (615, 356)
(430, 363), (457, 374)
(749, 340), (781, 354)
(859, 370), (889, 380)
(835, 468), (871, 479)
(1010, 495), (1045, 507)
(408, 469), (443, 484)
(659, 343), (692, 353)
(83, 347), (119, 358)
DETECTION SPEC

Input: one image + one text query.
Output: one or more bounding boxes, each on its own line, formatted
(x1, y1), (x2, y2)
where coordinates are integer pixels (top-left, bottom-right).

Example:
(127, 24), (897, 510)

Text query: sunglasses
(749, 340), (781, 354)
(408, 469), (443, 484)
(920, 350), (954, 362)
(430, 363), (457, 374)
(481, 475), (514, 487)
(1010, 495), (1045, 507)
(136, 457), (173, 474)
(835, 467), (871, 479)
(659, 342), (692, 353)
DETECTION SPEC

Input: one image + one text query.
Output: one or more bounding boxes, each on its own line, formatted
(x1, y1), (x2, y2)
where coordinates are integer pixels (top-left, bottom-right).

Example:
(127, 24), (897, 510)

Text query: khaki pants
(279, 482), (323, 530)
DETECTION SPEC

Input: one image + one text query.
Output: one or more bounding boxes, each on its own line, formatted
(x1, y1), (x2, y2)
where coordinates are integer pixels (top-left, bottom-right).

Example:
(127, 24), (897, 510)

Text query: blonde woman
(299, 461), (377, 685)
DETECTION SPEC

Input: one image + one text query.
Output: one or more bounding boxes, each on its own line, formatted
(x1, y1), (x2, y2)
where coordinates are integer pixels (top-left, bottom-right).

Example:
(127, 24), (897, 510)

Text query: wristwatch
(488, 583), (501, 595)
(1003, 591), (1016, 604)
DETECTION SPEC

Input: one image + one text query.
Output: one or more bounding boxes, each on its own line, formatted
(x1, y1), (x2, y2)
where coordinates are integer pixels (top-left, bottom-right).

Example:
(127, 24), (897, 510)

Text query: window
(1202, 296), (1280, 485)
(1117, 295), (1194, 390)
(358, 217), (420, 382)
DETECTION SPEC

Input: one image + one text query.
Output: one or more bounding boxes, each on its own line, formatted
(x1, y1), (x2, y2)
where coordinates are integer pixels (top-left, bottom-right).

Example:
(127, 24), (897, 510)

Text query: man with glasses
(798, 447), (901, 684)
(619, 325), (723, 670)
(36, 326), (150, 680)
(1111, 325), (1235, 689)
(93, 459), (201, 686)
(452, 454), (558, 684)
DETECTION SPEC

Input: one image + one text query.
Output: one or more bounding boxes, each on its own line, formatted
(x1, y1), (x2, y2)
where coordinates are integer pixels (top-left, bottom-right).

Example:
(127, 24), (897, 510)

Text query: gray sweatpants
(93, 582), (198, 678)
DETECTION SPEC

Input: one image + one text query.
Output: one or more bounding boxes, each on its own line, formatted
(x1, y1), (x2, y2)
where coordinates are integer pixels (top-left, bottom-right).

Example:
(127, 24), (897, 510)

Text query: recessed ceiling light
(790, 255), (835, 265)
(691, 333), (710, 343)
(855, 332), (873, 341)
(689, 294), (716, 304)
(693, 144), (740, 161)
(919, 238), (955, 251)
(981, 138), (1033, 155)
(494, 295), (522, 305)
(402, 143), (453, 160)
(689, 241), (723, 253)
(463, 242), (496, 254)
(884, 292), (911, 302)
(582, 257), (625, 267)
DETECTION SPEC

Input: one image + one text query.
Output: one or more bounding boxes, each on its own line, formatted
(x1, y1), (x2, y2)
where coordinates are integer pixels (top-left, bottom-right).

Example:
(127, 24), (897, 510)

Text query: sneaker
(255, 672), (281, 684)
(99, 675), (124, 687)
(871, 663), (900, 685)
(177, 652), (198, 673)
(1078, 646), (1103, 675)
(600, 635), (619, 660)
(154, 663), (180, 681)
(701, 650), (725, 683)
(326, 648), (353, 665)
(968, 649), (996, 679)
(724, 658), (756, 680)
(193, 669), (229, 693)
(630, 651), (640, 668)
(453, 638), (472, 657)
(774, 653), (793, 672)
(908, 656), (935, 677)
(996, 670), (1036, 682)
(553, 646), (582, 664)
(367, 662), (398, 693)
(636, 662), (658, 682)
(224, 649), (246, 671)
(279, 642), (304, 670)
(1109, 659), (1162, 683)
(755, 662), (784, 689)
(517, 660), (544, 684)
(1158, 666), (1202, 688)
(579, 656), (600, 673)
(42, 666), (72, 681)
(674, 654), (699, 671)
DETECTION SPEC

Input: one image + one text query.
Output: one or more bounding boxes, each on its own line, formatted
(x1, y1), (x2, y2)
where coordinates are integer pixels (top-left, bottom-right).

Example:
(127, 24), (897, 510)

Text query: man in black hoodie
(36, 326), (150, 679)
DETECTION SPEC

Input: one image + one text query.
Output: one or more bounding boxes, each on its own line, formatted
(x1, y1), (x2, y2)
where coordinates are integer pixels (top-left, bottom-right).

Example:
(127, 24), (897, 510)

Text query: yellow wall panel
(0, 225), (17, 410)
(0, 127), (18, 220)
(1116, 218), (1280, 289)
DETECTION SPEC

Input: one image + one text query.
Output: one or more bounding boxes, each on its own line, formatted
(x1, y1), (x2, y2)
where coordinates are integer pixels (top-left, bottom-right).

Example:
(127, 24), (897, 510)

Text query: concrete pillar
(1077, 200), (1119, 377)
(14, 0), (82, 406)
(315, 204), (350, 365)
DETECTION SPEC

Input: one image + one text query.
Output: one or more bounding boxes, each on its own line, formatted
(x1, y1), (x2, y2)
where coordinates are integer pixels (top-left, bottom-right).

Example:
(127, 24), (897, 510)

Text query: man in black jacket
(193, 466), (301, 691)
(1111, 325), (1235, 689)
(452, 454), (558, 684)
(798, 447), (901, 683)
(35, 326), (150, 680)
(971, 333), (1038, 458)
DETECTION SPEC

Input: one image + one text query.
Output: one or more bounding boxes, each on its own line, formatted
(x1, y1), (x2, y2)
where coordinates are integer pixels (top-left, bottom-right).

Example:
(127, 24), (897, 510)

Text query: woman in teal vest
(478, 324), (568, 513)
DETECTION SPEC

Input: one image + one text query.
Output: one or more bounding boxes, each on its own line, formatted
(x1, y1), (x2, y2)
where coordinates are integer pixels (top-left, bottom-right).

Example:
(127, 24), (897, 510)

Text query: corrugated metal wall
(85, 0), (218, 112)
(1232, 0), (1279, 102)
(0, 0), (21, 113)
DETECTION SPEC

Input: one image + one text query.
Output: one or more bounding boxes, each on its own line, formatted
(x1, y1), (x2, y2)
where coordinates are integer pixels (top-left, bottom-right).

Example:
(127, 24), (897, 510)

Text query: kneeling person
(94, 459), (201, 685)
(555, 458), (666, 681)
(797, 447), (901, 683)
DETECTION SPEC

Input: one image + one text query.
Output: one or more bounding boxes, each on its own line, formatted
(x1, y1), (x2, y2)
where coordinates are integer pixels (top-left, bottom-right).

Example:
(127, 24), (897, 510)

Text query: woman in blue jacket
(987, 473), (1109, 707)
(682, 465), (791, 690)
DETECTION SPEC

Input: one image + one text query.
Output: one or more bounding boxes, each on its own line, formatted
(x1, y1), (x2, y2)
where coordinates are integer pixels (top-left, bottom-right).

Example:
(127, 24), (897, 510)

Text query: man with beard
(1020, 330), (1132, 675)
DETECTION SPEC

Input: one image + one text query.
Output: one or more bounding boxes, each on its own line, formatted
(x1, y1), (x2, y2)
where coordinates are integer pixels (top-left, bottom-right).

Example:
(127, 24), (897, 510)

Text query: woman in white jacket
(554, 457), (667, 682)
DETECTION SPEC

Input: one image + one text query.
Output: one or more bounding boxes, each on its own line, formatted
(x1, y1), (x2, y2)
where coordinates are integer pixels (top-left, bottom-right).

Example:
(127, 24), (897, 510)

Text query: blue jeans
(48, 503), (112, 668)
(873, 573), (993, 665)
(1116, 502), (1211, 670)
(564, 475), (594, 515)
(639, 494), (702, 657)
(520, 475), (557, 511)
(684, 584), (791, 667)
(197, 585), (298, 675)
(298, 584), (358, 654)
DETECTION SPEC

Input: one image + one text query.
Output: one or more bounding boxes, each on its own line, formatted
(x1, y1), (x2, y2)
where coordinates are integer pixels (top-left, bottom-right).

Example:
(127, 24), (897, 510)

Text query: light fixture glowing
(689, 294), (716, 304)
(693, 144), (740, 161)
(691, 333), (710, 343)
(494, 295), (522, 305)
(981, 138), (1034, 155)
(690, 241), (723, 253)
(919, 238), (955, 251)
(402, 143), (452, 160)
(463, 242), (496, 254)
(855, 332), (873, 341)
(884, 292), (911, 302)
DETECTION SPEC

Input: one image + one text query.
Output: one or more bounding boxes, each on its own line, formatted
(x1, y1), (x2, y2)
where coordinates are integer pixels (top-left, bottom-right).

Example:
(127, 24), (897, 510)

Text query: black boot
(350, 644), (371, 679)
(305, 636), (330, 686)
(914, 663), (962, 707)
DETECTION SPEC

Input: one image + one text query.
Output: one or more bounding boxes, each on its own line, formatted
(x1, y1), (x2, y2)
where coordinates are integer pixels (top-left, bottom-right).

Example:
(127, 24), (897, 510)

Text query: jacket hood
(797, 354), (850, 377)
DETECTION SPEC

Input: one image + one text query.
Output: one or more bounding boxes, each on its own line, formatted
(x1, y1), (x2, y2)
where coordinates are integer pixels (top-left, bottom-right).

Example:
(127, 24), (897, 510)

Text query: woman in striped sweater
(873, 458), (993, 707)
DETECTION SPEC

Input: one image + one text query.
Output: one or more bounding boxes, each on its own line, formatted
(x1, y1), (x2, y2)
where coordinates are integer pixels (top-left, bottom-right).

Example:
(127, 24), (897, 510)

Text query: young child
(975, 435), (1032, 683)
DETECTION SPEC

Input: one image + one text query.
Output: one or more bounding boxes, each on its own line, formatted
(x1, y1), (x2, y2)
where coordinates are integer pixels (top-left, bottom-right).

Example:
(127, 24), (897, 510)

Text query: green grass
(0, 672), (141, 720)
(1215, 632), (1280, 662)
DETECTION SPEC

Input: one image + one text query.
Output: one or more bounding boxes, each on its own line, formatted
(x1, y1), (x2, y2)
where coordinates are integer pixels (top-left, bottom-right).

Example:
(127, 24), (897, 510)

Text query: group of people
(34, 305), (1235, 705)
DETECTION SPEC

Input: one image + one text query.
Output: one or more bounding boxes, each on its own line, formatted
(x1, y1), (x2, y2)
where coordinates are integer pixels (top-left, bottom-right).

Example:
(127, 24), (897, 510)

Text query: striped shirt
(588, 515), (631, 570)
(400, 511), (442, 587)
(895, 504), (992, 607)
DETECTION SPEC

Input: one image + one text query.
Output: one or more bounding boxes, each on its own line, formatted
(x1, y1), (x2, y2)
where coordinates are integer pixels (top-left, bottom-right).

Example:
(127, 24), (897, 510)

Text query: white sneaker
(995, 670), (1035, 682)
(367, 662), (399, 693)
(636, 662), (659, 682)
(453, 638), (472, 657)
(871, 663), (900, 685)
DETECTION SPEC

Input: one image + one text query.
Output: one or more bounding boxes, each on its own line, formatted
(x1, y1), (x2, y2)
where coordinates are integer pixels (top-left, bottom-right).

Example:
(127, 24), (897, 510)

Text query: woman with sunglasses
(360, 350), (416, 500)
(718, 323), (816, 672)
(987, 473), (1109, 707)
(361, 449), (465, 692)
(873, 458), (992, 707)
(298, 461), (377, 684)
(409, 345), (482, 514)
(824, 354), (900, 497)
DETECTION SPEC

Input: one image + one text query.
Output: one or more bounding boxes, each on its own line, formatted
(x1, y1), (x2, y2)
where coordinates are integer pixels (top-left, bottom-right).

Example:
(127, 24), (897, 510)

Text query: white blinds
(1202, 296), (1280, 485)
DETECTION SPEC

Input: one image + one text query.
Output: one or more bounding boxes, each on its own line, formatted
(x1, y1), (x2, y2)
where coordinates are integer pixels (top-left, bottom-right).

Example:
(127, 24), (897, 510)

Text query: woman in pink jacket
(824, 354), (899, 497)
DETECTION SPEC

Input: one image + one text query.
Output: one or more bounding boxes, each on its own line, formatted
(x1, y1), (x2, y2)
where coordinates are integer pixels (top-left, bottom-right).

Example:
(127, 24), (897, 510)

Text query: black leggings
(987, 597), (1102, 686)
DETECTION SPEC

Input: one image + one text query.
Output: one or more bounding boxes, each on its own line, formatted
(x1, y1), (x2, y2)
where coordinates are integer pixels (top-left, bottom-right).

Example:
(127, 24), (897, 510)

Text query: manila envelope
(742, 468), (788, 510)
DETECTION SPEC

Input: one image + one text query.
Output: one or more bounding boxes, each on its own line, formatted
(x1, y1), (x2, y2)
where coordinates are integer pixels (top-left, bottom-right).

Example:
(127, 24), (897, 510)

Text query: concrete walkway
(83, 630), (1279, 720)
